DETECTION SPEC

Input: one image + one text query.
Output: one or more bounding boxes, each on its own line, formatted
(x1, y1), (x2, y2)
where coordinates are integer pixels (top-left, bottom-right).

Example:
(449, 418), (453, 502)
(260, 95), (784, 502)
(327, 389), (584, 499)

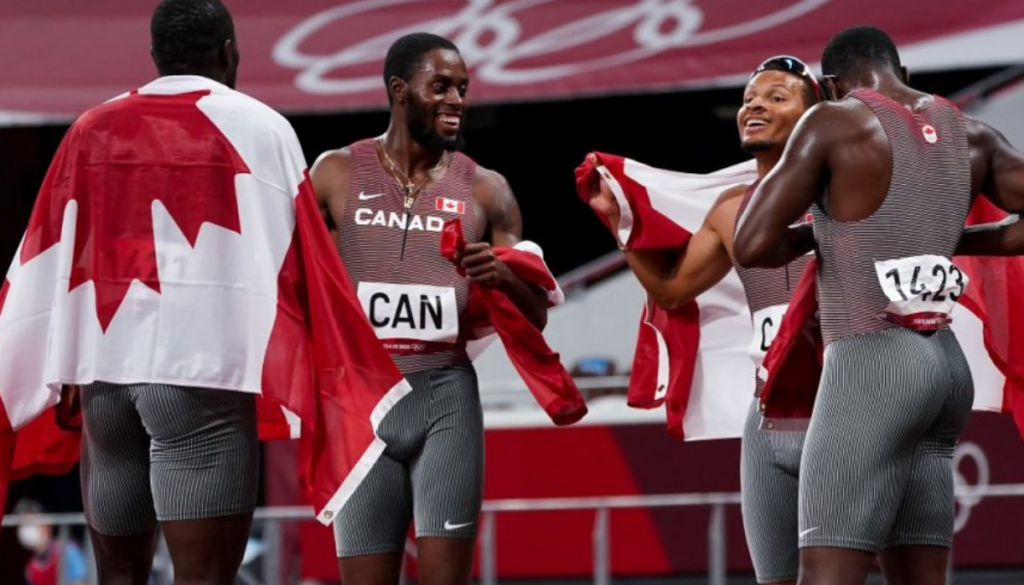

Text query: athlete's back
(795, 89), (975, 560)
(814, 89), (973, 344)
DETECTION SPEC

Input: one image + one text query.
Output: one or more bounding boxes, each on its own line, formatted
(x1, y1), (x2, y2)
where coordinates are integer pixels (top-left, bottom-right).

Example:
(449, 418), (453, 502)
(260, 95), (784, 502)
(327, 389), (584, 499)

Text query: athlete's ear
(823, 75), (839, 101)
(389, 76), (408, 105)
(220, 38), (240, 90)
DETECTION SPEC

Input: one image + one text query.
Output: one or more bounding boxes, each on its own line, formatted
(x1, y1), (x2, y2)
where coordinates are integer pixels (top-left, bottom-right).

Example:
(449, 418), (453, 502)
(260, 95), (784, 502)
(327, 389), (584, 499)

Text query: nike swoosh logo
(358, 191), (383, 200)
(444, 520), (474, 530)
(799, 527), (819, 538)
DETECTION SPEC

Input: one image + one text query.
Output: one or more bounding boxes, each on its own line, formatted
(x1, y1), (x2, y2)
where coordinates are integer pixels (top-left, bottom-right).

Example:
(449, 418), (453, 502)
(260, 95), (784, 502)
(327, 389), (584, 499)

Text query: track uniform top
(339, 138), (482, 373)
(733, 182), (815, 393)
(813, 89), (973, 345)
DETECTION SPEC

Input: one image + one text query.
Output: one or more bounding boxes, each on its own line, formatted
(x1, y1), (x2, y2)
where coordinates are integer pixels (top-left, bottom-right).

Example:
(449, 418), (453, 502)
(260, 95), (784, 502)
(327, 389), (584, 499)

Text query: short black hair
(382, 33), (459, 103)
(822, 26), (902, 80)
(151, 0), (235, 75)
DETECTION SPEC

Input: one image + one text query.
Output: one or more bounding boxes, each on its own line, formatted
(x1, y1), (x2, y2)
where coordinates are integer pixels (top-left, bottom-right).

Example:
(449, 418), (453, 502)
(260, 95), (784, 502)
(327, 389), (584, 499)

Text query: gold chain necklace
(377, 136), (449, 210)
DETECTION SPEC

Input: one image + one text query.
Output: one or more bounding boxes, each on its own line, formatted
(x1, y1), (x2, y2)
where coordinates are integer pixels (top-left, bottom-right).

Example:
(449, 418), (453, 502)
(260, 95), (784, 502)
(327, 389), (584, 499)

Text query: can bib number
(874, 255), (968, 331)
(357, 282), (459, 347)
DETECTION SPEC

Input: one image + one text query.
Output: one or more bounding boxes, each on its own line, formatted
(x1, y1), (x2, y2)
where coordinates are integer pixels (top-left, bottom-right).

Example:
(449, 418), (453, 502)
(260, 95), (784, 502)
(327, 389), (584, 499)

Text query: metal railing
(476, 491), (742, 585)
(5, 482), (1024, 585)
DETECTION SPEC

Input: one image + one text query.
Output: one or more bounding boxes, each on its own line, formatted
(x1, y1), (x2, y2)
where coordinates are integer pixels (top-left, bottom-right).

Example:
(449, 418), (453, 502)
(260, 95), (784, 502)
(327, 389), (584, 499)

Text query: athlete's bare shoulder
(472, 163), (523, 242)
(472, 162), (509, 194)
(712, 182), (748, 220)
(471, 163), (517, 210)
(707, 182), (750, 240)
(801, 99), (877, 145)
(964, 115), (1005, 159)
(312, 147), (353, 181)
(964, 114), (1024, 207)
(310, 146), (354, 231)
(715, 182), (749, 207)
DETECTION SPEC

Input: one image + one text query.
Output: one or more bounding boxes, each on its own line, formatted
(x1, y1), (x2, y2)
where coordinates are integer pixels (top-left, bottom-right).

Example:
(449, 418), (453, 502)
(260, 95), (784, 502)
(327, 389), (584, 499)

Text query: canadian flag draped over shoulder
(576, 151), (1024, 440)
(575, 152), (758, 440)
(0, 76), (410, 525)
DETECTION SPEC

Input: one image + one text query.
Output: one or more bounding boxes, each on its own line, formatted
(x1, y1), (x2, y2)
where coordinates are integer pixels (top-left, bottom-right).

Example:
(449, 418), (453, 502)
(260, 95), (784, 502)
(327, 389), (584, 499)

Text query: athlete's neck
(754, 149), (783, 180)
(841, 69), (912, 99)
(379, 124), (446, 179)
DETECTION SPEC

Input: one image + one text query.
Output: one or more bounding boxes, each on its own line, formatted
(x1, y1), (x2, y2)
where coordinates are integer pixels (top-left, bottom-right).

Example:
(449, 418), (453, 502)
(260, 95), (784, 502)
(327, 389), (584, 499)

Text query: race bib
(874, 255), (968, 331)
(357, 282), (459, 344)
(749, 304), (789, 375)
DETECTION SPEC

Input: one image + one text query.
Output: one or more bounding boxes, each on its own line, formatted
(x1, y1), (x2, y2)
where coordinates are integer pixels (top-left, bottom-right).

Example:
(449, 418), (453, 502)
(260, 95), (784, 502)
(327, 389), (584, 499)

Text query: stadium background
(2, 1), (1024, 583)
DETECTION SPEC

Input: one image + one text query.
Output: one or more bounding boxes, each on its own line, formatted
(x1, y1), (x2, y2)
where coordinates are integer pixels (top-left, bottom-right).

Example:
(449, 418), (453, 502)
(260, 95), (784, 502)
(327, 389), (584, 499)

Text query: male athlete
(735, 26), (1024, 585)
(6, 1), (326, 584)
(586, 55), (821, 585)
(311, 33), (548, 585)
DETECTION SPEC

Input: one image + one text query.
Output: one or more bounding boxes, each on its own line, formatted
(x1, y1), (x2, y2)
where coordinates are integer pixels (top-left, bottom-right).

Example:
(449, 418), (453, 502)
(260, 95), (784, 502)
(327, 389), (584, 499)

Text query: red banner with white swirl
(3, 0), (1024, 124)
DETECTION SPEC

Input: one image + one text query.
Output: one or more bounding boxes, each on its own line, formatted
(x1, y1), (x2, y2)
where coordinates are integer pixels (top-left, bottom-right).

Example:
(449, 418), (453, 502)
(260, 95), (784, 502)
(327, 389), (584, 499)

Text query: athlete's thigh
(80, 382), (157, 536)
(799, 329), (946, 552)
(885, 329), (974, 551)
(411, 365), (484, 541)
(133, 384), (260, 524)
(334, 453), (414, 558)
(741, 401), (803, 584)
(334, 372), (431, 559)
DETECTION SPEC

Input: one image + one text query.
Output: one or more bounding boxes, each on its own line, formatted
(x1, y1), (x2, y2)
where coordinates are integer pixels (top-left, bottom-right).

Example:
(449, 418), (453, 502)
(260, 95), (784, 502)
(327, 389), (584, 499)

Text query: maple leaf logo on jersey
(922, 124), (938, 144)
(18, 90), (248, 331)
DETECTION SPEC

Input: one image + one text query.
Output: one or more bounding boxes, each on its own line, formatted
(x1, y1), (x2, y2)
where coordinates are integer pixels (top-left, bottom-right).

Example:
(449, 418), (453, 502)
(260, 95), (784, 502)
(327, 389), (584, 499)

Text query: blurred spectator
(13, 499), (87, 585)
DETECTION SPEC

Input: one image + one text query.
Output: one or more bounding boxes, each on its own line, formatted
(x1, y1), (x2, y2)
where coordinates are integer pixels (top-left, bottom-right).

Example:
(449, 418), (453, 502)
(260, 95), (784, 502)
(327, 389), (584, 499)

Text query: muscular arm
(624, 188), (739, 310)
(956, 214), (1024, 256)
(950, 118), (1024, 256)
(472, 168), (549, 330)
(309, 148), (352, 241)
(734, 106), (834, 268)
(969, 117), (1024, 214)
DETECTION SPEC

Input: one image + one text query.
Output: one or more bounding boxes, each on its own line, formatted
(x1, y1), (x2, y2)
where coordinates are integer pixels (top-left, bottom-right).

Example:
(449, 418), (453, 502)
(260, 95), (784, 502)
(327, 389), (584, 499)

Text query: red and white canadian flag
(577, 151), (1024, 441)
(576, 153), (758, 440)
(0, 76), (410, 524)
(435, 197), (466, 214)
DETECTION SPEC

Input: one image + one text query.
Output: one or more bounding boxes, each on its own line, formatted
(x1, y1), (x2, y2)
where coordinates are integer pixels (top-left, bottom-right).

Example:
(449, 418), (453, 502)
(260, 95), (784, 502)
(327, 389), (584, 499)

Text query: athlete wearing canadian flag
(0, 1), (416, 583)
(311, 33), (583, 585)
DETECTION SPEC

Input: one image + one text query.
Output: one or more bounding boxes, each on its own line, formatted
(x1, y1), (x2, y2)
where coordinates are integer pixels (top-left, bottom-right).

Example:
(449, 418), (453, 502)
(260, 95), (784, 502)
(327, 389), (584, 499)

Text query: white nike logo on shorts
(358, 191), (383, 200)
(799, 527), (819, 538)
(444, 520), (474, 530)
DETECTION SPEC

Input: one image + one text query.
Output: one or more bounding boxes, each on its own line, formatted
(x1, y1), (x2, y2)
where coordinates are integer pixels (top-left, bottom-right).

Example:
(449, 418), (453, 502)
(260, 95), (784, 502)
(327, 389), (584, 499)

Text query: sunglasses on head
(751, 55), (828, 102)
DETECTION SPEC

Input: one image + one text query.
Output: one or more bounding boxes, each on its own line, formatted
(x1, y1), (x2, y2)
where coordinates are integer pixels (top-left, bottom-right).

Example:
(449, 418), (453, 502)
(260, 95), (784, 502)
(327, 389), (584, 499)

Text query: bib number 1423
(874, 255), (968, 331)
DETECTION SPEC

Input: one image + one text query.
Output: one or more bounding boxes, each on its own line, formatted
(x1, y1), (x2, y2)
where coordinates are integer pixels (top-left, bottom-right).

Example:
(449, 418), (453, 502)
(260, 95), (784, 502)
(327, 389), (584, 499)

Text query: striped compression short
(80, 382), (259, 536)
(741, 398), (806, 583)
(334, 363), (484, 557)
(798, 328), (973, 552)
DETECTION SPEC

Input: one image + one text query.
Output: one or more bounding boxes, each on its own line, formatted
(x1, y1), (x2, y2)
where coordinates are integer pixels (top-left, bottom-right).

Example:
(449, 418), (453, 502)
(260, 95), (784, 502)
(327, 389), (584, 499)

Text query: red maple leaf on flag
(17, 90), (249, 331)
